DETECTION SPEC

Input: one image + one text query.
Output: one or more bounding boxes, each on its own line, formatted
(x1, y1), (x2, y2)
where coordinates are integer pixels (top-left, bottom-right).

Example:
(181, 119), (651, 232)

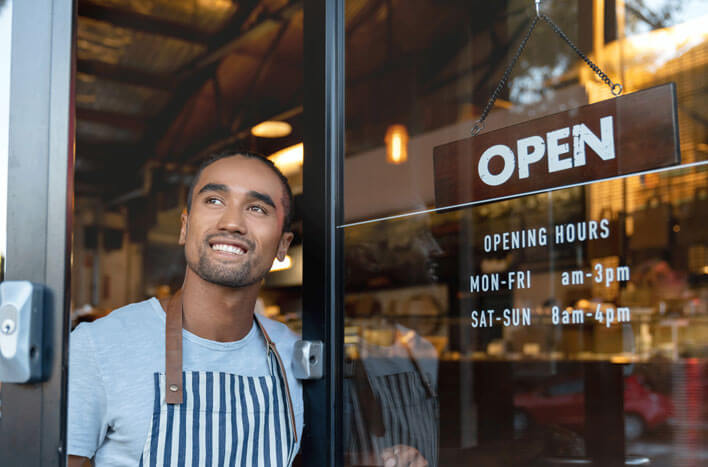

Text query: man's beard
(188, 243), (267, 288)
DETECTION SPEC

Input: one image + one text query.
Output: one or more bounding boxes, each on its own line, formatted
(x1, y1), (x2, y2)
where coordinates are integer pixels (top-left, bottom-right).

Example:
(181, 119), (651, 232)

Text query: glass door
(0, 0), (75, 465)
(340, 1), (708, 465)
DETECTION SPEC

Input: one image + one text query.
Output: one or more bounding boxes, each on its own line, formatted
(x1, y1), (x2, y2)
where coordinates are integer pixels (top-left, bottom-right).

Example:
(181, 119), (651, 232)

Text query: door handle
(292, 340), (323, 380)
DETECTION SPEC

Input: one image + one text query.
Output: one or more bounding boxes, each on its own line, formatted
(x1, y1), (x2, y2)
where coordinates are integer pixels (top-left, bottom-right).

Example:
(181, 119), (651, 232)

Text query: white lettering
(547, 127), (572, 173)
(475, 117), (617, 187)
(478, 144), (516, 186)
(572, 116), (615, 166)
(555, 224), (565, 243)
(481, 228), (548, 252)
(516, 135), (545, 179)
(600, 218), (610, 238)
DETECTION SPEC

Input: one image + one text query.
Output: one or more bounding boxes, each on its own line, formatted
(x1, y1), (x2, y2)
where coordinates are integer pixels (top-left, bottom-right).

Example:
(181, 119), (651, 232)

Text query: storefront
(1, 0), (707, 465)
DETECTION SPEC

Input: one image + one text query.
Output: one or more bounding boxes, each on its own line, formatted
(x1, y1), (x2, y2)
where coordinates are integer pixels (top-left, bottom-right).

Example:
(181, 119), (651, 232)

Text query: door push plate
(0, 281), (45, 383)
(292, 340), (324, 380)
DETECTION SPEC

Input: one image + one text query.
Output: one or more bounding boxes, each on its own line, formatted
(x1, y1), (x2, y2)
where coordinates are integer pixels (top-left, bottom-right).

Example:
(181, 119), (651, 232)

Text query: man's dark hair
(186, 151), (294, 233)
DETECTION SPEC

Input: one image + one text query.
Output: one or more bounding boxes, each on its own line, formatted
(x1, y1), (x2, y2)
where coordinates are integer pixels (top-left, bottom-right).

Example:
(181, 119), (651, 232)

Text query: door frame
(2, 0), (344, 465)
(0, 0), (75, 465)
(302, 0), (346, 465)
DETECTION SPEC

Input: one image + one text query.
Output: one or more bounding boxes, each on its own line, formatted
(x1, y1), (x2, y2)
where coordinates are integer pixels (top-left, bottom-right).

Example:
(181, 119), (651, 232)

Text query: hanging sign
(433, 83), (680, 208)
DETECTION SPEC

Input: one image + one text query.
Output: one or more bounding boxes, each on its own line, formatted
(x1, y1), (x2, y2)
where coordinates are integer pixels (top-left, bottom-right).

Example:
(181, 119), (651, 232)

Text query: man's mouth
(209, 241), (249, 256)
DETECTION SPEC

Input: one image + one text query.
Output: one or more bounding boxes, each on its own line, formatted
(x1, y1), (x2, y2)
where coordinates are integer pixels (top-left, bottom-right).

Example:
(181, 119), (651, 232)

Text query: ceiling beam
(76, 141), (143, 159)
(145, 1), (301, 160)
(229, 19), (292, 132)
(187, 2), (301, 75)
(78, 1), (211, 44)
(176, 1), (482, 163)
(347, 0), (385, 36)
(202, 0), (264, 52)
(77, 59), (174, 90)
(77, 54), (299, 91)
(186, 97), (302, 164)
(77, 107), (148, 132)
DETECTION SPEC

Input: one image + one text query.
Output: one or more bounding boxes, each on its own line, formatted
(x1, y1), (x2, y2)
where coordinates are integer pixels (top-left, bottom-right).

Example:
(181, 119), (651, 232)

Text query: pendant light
(385, 124), (408, 164)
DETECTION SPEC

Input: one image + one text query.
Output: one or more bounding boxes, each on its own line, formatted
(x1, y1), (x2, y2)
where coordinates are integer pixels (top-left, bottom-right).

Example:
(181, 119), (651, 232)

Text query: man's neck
(177, 268), (261, 342)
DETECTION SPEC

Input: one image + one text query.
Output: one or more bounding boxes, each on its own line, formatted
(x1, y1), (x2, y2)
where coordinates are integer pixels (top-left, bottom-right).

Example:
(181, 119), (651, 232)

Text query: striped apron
(139, 290), (298, 466)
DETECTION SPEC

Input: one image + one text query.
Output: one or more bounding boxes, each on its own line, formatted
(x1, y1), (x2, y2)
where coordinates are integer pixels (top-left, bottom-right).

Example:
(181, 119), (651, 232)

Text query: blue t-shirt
(67, 298), (304, 466)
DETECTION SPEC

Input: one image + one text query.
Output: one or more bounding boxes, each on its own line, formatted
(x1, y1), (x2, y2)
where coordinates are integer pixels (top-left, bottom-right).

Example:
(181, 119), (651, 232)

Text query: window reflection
(344, 321), (439, 466)
(344, 171), (708, 464)
(344, 1), (707, 465)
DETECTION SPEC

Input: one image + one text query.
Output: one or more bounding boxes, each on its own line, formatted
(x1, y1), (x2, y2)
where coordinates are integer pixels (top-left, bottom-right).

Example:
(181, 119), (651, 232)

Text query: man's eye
(206, 198), (224, 206)
(249, 205), (267, 214)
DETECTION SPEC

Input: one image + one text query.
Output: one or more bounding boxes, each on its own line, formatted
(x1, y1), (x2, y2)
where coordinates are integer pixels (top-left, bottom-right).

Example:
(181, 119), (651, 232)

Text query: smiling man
(67, 152), (303, 466)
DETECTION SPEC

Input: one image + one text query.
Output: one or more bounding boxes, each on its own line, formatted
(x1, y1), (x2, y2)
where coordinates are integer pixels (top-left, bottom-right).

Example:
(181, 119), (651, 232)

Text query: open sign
(478, 116), (615, 186)
(434, 84), (680, 208)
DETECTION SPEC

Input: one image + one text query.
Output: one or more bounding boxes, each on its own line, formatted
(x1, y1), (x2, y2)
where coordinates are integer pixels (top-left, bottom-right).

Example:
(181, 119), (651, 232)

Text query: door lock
(1, 317), (17, 335)
(0, 281), (46, 383)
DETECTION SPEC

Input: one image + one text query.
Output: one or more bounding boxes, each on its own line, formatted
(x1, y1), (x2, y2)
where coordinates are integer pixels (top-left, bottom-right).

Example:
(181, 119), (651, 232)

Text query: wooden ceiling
(75, 0), (525, 198)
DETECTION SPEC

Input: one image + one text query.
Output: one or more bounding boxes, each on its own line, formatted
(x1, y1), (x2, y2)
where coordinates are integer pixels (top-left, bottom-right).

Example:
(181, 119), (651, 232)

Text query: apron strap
(162, 291), (299, 444)
(165, 289), (184, 404)
(398, 330), (437, 400)
(254, 315), (299, 444)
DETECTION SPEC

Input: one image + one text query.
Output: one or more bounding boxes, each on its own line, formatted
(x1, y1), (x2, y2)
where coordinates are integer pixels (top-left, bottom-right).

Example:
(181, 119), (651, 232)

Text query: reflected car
(514, 376), (673, 440)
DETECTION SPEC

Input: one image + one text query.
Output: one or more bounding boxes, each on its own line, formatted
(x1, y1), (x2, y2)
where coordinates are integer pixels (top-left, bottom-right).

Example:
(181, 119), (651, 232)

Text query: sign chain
(472, 10), (623, 136)
(471, 15), (541, 136)
(541, 13), (623, 97)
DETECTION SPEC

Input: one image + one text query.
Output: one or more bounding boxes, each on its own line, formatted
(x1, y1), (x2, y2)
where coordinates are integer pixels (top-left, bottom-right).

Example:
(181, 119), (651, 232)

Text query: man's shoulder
(256, 315), (299, 348)
(73, 298), (161, 342)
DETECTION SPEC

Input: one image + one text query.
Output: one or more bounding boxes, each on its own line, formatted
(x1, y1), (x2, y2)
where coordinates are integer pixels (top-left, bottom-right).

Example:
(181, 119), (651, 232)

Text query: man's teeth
(212, 244), (245, 255)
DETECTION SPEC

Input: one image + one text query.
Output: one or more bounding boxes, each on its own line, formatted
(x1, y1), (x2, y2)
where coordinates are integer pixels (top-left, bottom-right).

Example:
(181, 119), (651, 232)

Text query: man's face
(179, 156), (293, 288)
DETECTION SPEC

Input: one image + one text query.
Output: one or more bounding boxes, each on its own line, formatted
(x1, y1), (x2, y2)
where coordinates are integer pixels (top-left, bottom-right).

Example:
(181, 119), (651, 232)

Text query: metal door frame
(302, 0), (345, 465)
(0, 0), (75, 465)
(2, 0), (342, 465)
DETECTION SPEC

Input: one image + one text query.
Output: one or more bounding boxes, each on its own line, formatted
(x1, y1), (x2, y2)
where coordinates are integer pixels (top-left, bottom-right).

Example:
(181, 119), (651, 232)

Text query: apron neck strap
(163, 290), (298, 443)
(165, 289), (184, 404)
(254, 313), (275, 348)
(163, 292), (282, 403)
(254, 313), (299, 444)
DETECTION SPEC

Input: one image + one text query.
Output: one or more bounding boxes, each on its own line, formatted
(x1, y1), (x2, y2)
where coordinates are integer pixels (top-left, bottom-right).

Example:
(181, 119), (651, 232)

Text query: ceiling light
(270, 255), (293, 272)
(251, 121), (292, 138)
(269, 143), (303, 176)
(385, 124), (408, 164)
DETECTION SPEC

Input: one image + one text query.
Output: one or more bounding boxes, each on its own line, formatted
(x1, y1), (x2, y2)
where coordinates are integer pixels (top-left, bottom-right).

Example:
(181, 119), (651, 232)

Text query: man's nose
(217, 206), (247, 233)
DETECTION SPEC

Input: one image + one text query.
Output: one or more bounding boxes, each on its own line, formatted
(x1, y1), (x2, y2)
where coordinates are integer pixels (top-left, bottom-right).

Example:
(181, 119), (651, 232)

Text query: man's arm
(67, 455), (91, 467)
(67, 325), (108, 459)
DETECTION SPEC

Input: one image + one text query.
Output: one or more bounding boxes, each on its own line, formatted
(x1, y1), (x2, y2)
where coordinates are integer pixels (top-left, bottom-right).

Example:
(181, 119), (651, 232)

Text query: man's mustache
(205, 233), (255, 251)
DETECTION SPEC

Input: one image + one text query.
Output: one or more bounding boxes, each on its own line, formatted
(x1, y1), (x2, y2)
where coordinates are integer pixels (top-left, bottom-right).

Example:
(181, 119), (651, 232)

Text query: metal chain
(471, 15), (540, 136)
(471, 9), (623, 136)
(540, 13), (623, 97)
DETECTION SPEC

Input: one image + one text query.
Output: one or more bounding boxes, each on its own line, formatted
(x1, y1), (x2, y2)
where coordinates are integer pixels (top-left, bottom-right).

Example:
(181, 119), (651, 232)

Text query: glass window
(343, 1), (708, 465)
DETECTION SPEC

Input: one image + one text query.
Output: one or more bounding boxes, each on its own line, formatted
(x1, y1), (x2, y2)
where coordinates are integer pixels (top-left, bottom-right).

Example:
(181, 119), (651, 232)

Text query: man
(68, 152), (302, 466)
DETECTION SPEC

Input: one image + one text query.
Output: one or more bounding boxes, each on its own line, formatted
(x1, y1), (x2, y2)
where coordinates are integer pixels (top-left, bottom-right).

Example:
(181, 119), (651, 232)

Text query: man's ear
(276, 232), (294, 261)
(178, 209), (188, 245)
